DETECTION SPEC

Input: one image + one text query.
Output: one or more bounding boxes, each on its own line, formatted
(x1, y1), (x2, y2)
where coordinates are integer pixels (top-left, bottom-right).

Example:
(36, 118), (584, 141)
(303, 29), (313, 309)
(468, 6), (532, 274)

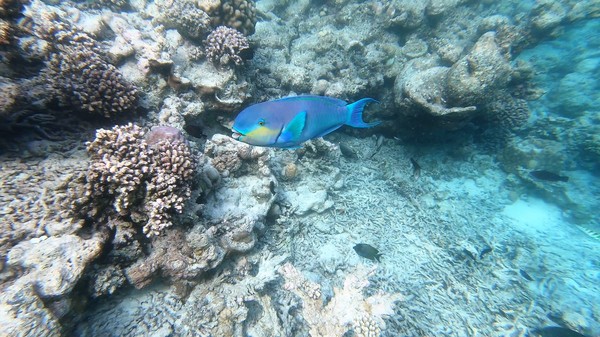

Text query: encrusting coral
(82, 124), (196, 237)
(154, 0), (212, 40)
(205, 25), (250, 66)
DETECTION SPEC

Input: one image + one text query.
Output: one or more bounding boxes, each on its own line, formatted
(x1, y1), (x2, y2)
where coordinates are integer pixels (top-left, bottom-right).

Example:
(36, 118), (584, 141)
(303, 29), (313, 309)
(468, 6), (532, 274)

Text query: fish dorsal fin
(280, 110), (306, 143)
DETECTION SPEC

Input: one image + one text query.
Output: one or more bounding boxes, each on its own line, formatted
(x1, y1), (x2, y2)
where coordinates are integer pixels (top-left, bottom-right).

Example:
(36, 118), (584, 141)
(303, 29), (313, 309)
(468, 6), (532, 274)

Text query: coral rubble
(279, 263), (403, 336)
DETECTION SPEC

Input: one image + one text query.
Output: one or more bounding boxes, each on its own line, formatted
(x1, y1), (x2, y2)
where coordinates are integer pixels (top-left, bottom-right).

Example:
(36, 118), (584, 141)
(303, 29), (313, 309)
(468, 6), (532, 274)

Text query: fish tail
(376, 253), (383, 262)
(345, 98), (381, 128)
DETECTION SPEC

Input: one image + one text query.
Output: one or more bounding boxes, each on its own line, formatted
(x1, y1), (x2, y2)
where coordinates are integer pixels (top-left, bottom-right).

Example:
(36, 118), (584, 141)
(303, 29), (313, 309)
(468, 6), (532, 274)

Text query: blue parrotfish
(231, 95), (380, 148)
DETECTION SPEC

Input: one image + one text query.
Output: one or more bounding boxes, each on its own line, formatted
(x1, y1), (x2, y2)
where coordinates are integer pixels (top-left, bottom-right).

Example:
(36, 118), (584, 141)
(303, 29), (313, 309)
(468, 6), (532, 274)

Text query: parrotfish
(231, 95), (380, 148)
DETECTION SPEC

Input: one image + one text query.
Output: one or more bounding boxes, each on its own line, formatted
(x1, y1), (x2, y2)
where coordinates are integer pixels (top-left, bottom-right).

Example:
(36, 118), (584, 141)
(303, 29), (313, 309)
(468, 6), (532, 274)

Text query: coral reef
(113, 133), (276, 289)
(154, 0), (212, 40)
(0, 0), (139, 141)
(7, 233), (107, 298)
(446, 32), (513, 107)
(0, 153), (87, 278)
(82, 124), (196, 237)
(205, 25), (250, 66)
(217, 0), (257, 35)
(77, 253), (288, 336)
(43, 44), (138, 117)
(2, 1), (600, 337)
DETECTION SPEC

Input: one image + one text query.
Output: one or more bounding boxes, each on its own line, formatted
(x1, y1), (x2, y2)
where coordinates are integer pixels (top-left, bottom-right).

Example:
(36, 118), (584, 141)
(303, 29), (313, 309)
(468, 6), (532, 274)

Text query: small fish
(479, 246), (493, 259)
(410, 158), (421, 180)
(231, 95), (380, 148)
(519, 269), (533, 281)
(368, 135), (385, 159)
(353, 243), (382, 262)
(532, 326), (588, 337)
(530, 170), (569, 182)
(463, 249), (477, 261)
(339, 143), (358, 159)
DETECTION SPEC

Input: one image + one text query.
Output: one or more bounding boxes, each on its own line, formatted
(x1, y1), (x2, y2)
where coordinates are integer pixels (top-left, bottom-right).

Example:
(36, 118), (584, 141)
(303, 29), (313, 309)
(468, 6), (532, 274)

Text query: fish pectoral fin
(280, 110), (306, 143)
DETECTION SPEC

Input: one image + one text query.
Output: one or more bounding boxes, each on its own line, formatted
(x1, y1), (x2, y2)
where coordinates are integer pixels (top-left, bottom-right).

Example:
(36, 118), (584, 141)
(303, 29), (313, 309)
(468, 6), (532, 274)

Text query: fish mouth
(231, 129), (244, 140)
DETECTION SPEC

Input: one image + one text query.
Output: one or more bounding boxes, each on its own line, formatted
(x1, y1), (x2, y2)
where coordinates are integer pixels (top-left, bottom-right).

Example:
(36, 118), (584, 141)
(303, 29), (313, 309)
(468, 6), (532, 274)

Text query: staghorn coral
(205, 25), (250, 66)
(279, 263), (403, 337)
(43, 44), (138, 117)
(83, 124), (196, 237)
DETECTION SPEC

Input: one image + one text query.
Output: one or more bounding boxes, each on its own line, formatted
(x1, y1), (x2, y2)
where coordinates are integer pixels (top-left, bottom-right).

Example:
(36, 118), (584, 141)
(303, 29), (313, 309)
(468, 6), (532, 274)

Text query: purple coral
(146, 125), (187, 146)
(205, 26), (250, 66)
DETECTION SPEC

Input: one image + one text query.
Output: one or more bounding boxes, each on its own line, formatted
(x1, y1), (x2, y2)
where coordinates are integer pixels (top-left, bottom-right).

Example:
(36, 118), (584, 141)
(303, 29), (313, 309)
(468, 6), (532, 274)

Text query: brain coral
(83, 124), (196, 237)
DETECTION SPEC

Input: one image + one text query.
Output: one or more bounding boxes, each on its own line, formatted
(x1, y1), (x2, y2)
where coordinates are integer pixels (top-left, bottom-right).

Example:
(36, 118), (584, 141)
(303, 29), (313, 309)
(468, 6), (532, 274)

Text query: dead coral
(204, 133), (268, 177)
(82, 124), (196, 237)
(279, 263), (403, 336)
(446, 32), (513, 107)
(205, 25), (250, 66)
(0, 155), (87, 280)
(125, 227), (225, 289)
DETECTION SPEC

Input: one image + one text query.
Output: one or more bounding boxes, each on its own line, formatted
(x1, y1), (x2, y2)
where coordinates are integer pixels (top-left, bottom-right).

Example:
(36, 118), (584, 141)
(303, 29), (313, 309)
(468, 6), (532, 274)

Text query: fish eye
(258, 119), (265, 126)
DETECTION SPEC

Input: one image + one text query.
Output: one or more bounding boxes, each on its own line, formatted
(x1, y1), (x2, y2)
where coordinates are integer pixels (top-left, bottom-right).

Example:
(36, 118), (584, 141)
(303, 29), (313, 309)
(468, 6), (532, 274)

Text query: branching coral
(14, 1), (139, 118)
(83, 124), (196, 237)
(44, 44), (138, 117)
(205, 26), (250, 66)
(279, 263), (403, 337)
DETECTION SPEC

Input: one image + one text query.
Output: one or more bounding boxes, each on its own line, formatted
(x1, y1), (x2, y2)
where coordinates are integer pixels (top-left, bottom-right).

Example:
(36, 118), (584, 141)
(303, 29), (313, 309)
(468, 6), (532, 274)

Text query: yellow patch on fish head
(241, 121), (281, 146)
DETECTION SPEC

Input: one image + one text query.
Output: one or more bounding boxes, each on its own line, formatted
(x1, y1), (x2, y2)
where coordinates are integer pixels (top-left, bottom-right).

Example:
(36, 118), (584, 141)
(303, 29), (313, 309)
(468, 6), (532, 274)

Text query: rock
(0, 283), (62, 337)
(426, 0), (464, 17)
(394, 58), (477, 120)
(7, 233), (106, 298)
(530, 0), (567, 33)
(283, 186), (333, 216)
(447, 32), (512, 106)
